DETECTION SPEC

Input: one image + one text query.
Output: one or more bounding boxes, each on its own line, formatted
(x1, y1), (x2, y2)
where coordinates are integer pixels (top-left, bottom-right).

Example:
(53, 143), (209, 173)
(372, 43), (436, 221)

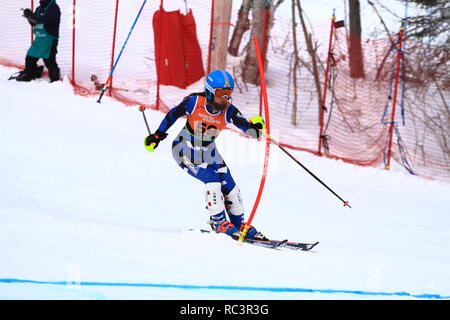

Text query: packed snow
(0, 66), (449, 300)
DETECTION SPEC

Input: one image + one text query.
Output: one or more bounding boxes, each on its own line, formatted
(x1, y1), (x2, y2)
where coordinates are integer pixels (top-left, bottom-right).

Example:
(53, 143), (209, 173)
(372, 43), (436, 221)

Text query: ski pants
(171, 128), (236, 195)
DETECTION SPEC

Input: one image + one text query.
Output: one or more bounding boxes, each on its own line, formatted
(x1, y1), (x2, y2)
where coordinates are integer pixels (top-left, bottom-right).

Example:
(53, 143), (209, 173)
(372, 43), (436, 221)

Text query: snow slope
(0, 66), (449, 300)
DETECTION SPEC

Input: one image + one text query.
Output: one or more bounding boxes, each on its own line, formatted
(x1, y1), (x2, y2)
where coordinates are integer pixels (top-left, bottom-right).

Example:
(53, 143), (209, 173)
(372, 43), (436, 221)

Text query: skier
(16, 0), (61, 82)
(145, 70), (267, 240)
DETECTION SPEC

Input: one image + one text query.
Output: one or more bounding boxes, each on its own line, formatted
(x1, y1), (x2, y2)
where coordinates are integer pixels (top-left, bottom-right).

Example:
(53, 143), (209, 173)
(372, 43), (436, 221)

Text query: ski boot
(239, 224), (269, 241)
(210, 214), (240, 240)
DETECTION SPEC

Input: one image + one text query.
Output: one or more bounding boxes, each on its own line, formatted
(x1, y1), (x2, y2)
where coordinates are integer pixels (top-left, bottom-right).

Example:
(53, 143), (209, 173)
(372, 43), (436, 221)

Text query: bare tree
(348, 0), (365, 78)
(296, 0), (323, 117)
(242, 0), (265, 84)
(399, 0), (449, 49)
(228, 0), (253, 56)
(229, 0), (284, 84)
(209, 0), (234, 71)
(291, 0), (300, 126)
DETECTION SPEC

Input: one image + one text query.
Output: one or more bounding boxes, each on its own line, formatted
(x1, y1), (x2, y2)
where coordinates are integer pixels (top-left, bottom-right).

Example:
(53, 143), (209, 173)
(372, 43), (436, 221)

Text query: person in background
(16, 0), (61, 82)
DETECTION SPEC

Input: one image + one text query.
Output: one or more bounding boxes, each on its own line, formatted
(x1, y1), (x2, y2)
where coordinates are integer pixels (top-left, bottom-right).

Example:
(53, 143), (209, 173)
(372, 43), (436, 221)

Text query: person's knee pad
(224, 185), (244, 216)
(205, 182), (225, 215)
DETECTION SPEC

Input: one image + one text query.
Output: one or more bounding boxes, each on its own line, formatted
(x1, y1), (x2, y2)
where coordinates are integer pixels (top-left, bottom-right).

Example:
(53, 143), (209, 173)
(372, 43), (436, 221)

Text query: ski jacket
(28, 0), (61, 38)
(156, 93), (259, 146)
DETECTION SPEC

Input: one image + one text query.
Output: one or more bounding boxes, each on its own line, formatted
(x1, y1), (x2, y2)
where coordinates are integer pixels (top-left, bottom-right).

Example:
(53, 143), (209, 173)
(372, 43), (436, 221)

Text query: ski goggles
(214, 87), (233, 99)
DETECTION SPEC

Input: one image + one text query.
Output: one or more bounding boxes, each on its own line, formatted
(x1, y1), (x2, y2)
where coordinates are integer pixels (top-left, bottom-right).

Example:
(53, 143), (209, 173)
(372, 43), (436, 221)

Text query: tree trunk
(261, 1), (283, 71)
(228, 0), (252, 56)
(240, 0), (283, 84)
(291, 0), (299, 126)
(242, 0), (265, 84)
(209, 0), (234, 71)
(348, 0), (365, 78)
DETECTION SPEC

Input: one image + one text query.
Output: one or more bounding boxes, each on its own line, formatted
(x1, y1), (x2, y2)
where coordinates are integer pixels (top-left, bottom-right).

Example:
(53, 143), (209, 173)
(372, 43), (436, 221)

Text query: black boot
(15, 71), (34, 82)
(15, 66), (44, 82)
(49, 67), (60, 83)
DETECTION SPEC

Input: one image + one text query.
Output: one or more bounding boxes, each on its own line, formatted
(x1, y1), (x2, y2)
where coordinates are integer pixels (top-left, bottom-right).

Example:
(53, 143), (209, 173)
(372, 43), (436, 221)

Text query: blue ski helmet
(204, 70), (235, 101)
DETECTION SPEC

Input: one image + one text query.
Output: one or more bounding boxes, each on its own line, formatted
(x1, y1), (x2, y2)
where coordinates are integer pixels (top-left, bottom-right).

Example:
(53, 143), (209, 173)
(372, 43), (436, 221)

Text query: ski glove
(144, 130), (167, 152)
(23, 8), (33, 18)
(249, 115), (266, 138)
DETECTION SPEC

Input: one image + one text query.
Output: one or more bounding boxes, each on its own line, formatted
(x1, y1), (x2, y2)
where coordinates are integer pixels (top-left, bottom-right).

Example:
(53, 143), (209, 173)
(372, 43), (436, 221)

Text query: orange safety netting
(1, 1), (448, 182)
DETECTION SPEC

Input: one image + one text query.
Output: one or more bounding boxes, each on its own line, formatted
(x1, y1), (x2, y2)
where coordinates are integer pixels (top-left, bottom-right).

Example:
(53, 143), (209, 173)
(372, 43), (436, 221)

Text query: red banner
(153, 8), (204, 89)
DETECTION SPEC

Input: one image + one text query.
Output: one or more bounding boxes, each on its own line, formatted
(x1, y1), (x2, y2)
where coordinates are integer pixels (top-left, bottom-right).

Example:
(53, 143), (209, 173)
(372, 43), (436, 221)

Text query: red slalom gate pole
(318, 10), (336, 155)
(239, 37), (272, 242)
(385, 24), (404, 170)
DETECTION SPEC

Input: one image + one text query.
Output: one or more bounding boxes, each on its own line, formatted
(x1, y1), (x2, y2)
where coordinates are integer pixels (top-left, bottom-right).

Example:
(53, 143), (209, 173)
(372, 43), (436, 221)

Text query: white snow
(0, 65), (449, 300)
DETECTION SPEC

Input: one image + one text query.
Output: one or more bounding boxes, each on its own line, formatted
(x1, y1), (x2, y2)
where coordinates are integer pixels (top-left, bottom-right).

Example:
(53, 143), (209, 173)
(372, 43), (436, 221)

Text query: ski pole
(97, 0), (148, 103)
(139, 106), (151, 134)
(271, 136), (351, 208)
(139, 106), (156, 152)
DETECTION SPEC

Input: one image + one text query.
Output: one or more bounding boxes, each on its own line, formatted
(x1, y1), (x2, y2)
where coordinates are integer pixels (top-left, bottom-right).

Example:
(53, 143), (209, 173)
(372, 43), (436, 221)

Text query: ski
(243, 238), (289, 250)
(7, 71), (21, 80)
(244, 238), (318, 251)
(280, 240), (319, 251)
(190, 229), (318, 251)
